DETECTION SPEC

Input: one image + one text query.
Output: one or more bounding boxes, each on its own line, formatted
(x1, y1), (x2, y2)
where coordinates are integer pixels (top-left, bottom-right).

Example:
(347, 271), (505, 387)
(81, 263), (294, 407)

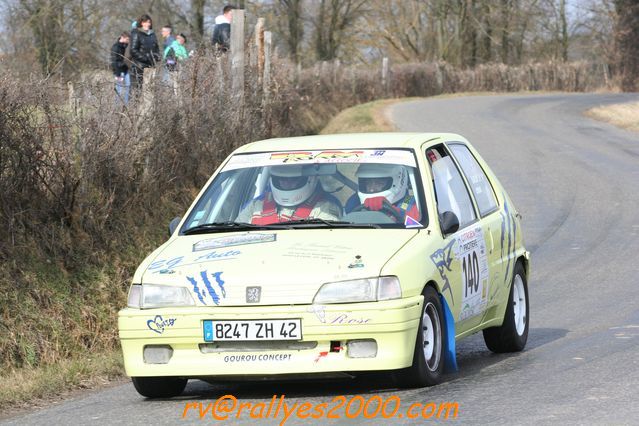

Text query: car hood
(141, 229), (419, 306)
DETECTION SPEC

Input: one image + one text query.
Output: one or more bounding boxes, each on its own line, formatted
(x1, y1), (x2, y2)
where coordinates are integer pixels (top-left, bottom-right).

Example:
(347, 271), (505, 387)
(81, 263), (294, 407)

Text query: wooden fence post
(333, 59), (341, 85)
(295, 62), (302, 90)
(381, 57), (390, 96)
(67, 81), (78, 115)
(230, 9), (245, 107)
(435, 62), (444, 94)
(140, 67), (156, 117)
(255, 18), (265, 79)
(263, 31), (272, 103)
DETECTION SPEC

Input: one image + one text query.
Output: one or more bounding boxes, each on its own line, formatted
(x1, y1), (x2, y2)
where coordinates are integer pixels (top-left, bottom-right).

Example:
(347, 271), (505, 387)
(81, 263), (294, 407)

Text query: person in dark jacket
(130, 14), (160, 93)
(212, 5), (235, 53)
(110, 31), (131, 104)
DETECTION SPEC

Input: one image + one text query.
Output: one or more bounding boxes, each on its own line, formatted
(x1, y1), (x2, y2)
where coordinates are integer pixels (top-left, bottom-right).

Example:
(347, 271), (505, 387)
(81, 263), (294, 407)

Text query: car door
(447, 143), (504, 317)
(425, 144), (489, 333)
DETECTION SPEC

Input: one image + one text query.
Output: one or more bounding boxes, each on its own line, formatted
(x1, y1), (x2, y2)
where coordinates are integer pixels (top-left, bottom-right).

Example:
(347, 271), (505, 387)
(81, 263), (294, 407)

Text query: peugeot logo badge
(246, 286), (261, 303)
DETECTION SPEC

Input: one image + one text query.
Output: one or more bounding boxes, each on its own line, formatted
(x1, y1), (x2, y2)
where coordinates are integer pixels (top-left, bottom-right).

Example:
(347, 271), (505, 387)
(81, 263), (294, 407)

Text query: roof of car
(234, 133), (466, 153)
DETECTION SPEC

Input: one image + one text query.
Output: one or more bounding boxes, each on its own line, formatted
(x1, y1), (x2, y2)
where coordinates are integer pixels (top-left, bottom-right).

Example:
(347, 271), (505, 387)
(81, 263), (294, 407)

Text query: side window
(449, 144), (498, 216)
(428, 149), (477, 229)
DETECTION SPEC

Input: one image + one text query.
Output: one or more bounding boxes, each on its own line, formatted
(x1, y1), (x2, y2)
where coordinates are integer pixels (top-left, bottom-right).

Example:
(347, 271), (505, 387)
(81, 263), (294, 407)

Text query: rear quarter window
(449, 144), (498, 217)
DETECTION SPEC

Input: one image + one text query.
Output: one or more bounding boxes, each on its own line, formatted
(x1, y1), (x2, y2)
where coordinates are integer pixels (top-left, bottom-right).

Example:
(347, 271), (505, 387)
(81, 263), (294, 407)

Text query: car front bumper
(118, 296), (422, 377)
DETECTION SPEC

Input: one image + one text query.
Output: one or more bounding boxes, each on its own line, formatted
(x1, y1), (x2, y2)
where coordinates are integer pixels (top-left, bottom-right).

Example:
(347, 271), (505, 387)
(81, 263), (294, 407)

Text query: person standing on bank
(211, 5), (235, 53)
(110, 31), (131, 105)
(164, 33), (189, 72)
(163, 33), (189, 94)
(161, 25), (175, 51)
(130, 14), (160, 93)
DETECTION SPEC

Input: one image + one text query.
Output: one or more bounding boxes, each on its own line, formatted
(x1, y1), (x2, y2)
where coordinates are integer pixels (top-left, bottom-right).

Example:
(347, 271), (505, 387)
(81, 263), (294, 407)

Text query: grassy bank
(0, 350), (124, 417)
(321, 98), (404, 133)
(0, 96), (398, 413)
(586, 101), (639, 132)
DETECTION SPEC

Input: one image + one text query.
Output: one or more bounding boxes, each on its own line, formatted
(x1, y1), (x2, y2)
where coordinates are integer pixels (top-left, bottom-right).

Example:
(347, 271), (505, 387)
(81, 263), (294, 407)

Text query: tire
(132, 376), (188, 398)
(483, 262), (529, 353)
(396, 286), (445, 387)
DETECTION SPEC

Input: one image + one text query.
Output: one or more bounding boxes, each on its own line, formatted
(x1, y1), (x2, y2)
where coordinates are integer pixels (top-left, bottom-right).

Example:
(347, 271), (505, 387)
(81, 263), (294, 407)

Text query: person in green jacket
(163, 33), (189, 72)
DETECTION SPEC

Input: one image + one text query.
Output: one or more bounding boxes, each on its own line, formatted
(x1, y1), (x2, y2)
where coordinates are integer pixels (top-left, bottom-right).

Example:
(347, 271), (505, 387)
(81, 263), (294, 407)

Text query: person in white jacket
(211, 5), (235, 52)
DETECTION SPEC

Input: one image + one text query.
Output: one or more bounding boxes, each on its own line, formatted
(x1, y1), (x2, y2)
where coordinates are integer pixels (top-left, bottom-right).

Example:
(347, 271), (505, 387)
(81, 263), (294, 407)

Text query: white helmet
(269, 165), (318, 207)
(357, 163), (408, 205)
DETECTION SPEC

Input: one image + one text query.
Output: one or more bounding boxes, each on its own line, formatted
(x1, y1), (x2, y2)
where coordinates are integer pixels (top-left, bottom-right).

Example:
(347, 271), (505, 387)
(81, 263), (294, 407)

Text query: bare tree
(362, 0), (432, 62)
(312, 0), (367, 61)
(17, 0), (68, 74)
(192, 0), (206, 41)
(614, 0), (639, 90)
(278, 0), (304, 63)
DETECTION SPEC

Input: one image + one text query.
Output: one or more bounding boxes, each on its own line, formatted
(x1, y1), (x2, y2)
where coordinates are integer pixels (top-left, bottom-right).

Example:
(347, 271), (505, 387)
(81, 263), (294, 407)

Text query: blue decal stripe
(186, 276), (207, 305)
(212, 272), (226, 297)
(200, 271), (220, 305)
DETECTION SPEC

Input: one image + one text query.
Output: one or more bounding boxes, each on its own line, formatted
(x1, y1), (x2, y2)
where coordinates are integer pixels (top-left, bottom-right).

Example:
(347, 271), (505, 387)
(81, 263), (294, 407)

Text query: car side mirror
(168, 216), (181, 237)
(440, 211), (459, 236)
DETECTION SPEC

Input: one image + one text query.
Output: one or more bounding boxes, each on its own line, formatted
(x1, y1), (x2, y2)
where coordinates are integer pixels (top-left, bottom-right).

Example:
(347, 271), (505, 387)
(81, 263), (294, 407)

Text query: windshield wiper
(269, 218), (381, 229)
(182, 221), (282, 235)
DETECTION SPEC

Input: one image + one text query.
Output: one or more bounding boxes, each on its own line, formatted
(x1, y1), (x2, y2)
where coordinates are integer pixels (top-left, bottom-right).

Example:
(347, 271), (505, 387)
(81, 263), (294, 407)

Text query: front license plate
(203, 319), (302, 342)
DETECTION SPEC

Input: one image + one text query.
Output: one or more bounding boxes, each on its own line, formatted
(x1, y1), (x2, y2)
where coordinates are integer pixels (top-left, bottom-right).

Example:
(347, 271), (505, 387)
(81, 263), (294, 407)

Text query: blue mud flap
(439, 294), (458, 373)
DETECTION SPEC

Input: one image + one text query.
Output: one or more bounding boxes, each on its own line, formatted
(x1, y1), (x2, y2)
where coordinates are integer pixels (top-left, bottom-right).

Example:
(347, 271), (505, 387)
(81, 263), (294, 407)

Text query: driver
(236, 165), (341, 224)
(347, 163), (419, 223)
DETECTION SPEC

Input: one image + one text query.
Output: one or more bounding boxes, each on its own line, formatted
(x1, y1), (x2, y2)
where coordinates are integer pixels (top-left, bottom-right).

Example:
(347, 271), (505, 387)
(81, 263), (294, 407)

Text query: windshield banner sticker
(223, 149), (417, 171)
(193, 233), (276, 252)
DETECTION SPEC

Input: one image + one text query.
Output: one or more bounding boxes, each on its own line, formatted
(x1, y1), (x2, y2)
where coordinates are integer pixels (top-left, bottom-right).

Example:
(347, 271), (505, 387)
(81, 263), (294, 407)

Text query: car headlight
(127, 284), (195, 309)
(313, 276), (401, 304)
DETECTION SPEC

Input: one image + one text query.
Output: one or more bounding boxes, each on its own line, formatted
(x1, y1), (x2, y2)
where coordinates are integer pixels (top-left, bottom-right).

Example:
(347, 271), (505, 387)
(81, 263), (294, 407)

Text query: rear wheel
(396, 286), (445, 387)
(132, 376), (188, 398)
(483, 262), (529, 352)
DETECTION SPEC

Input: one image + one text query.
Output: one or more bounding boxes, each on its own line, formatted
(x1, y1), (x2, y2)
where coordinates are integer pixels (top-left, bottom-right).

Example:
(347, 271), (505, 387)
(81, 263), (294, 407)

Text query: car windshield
(181, 149), (427, 233)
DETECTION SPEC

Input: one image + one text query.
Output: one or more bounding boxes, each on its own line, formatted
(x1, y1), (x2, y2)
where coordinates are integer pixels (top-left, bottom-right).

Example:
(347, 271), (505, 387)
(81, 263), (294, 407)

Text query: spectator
(164, 33), (189, 72)
(161, 25), (175, 51)
(110, 31), (131, 104)
(160, 24), (176, 83)
(212, 5), (236, 53)
(130, 14), (160, 93)
(163, 33), (189, 94)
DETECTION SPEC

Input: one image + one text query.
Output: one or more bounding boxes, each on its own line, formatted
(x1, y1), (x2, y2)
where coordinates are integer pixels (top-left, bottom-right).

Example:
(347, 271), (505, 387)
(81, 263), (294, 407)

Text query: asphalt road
(4, 93), (639, 425)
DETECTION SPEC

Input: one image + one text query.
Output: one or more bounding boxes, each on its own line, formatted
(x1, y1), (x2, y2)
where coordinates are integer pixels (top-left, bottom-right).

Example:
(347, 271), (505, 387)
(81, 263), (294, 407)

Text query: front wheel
(132, 376), (188, 398)
(396, 286), (445, 387)
(483, 262), (529, 352)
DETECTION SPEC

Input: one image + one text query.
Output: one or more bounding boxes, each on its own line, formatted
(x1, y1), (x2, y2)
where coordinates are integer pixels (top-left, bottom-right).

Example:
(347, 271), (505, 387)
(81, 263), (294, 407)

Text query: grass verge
(320, 98), (412, 133)
(320, 93), (548, 135)
(0, 349), (124, 416)
(586, 101), (639, 133)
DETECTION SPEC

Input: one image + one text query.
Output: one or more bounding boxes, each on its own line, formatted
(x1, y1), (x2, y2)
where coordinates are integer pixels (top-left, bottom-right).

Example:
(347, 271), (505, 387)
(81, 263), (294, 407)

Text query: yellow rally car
(119, 133), (530, 398)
